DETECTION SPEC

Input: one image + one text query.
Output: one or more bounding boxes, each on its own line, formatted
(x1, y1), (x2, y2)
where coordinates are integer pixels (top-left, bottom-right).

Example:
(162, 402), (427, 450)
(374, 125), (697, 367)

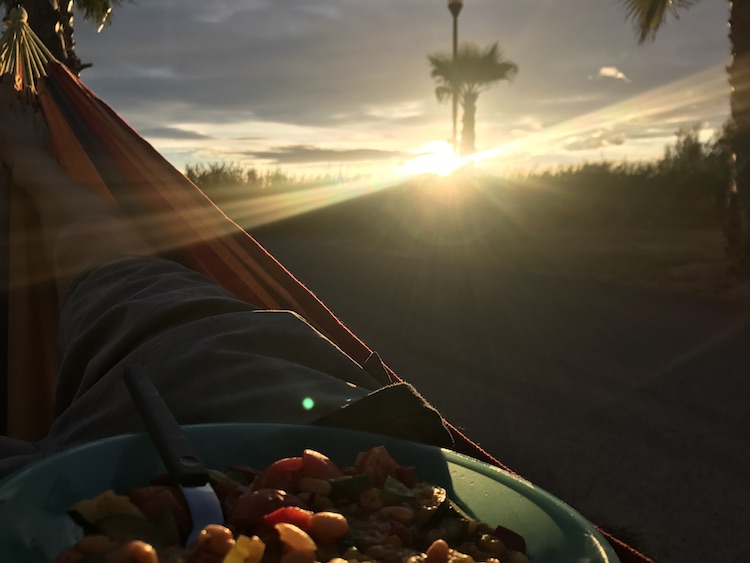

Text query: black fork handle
(123, 365), (209, 487)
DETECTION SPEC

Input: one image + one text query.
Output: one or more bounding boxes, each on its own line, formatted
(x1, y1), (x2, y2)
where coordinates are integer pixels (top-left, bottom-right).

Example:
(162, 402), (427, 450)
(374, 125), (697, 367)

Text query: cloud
(563, 129), (627, 151)
(139, 126), (213, 140)
(188, 0), (268, 24)
(536, 94), (605, 106)
(595, 66), (631, 83)
(243, 145), (408, 164)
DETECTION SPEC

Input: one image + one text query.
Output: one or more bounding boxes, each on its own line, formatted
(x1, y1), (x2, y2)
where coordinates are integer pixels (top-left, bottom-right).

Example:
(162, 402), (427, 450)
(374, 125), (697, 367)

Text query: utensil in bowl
(123, 364), (224, 546)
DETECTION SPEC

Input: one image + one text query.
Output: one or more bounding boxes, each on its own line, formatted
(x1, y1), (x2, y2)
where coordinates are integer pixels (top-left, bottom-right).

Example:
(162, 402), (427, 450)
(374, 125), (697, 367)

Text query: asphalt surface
(255, 231), (750, 563)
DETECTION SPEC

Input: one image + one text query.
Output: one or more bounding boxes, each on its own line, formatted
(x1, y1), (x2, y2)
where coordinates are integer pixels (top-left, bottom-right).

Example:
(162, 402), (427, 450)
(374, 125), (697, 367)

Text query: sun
(400, 141), (464, 177)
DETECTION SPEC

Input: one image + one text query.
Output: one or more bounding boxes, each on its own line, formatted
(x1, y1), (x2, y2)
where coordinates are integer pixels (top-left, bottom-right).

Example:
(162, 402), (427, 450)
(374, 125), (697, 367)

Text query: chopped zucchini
(328, 474), (372, 500)
(381, 475), (413, 506)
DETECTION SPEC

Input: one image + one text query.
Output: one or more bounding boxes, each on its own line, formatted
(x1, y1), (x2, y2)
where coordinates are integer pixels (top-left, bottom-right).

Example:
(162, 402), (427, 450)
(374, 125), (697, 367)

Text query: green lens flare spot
(302, 397), (315, 410)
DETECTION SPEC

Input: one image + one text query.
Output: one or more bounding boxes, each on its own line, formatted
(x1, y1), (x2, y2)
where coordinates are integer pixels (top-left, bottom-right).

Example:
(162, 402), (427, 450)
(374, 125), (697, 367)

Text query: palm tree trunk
(460, 92), (478, 156)
(726, 0), (750, 275)
(2, 0), (86, 75)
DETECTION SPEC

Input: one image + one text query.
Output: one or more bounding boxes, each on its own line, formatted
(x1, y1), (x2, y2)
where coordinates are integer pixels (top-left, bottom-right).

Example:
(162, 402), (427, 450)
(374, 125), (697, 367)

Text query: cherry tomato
(252, 457), (304, 491)
(228, 488), (307, 532)
(262, 506), (314, 531)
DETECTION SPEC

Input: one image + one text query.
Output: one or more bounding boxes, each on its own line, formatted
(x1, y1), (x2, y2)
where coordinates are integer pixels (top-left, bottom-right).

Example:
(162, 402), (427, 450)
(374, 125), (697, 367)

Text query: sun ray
(471, 64), (729, 167)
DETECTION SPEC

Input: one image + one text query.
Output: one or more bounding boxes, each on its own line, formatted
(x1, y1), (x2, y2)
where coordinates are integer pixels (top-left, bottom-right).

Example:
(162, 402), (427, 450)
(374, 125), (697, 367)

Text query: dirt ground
(255, 224), (750, 563)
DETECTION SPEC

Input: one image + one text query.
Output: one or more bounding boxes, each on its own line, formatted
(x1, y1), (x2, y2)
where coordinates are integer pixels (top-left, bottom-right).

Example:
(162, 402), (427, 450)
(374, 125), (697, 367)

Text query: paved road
(255, 231), (750, 563)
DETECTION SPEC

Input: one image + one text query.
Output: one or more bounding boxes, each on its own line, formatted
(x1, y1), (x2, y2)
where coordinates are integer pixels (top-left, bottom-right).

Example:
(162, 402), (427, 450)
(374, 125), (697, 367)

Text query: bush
(184, 121), (734, 233)
(504, 121), (734, 229)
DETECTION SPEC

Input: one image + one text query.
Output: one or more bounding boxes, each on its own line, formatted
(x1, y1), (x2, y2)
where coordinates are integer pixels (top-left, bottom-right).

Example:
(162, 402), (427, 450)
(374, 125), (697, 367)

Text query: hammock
(0, 4), (498, 462)
(0, 10), (649, 563)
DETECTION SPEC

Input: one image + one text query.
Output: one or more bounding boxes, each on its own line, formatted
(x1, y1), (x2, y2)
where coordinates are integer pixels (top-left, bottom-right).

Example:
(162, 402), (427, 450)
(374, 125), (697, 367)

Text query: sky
(71, 0), (731, 179)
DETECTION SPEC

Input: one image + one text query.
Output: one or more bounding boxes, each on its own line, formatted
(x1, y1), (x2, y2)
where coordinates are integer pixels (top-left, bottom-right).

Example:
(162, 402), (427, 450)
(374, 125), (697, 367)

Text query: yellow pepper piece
(222, 535), (266, 563)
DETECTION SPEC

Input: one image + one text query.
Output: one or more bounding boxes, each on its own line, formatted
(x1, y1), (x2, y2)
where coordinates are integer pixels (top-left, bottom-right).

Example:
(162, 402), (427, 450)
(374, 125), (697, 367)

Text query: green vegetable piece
(381, 475), (413, 506)
(95, 513), (171, 548)
(208, 468), (245, 488)
(422, 497), (475, 535)
(328, 474), (372, 499)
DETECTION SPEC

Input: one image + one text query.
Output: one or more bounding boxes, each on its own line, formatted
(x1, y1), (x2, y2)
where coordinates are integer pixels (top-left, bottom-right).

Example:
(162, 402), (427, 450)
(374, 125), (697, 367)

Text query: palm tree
(620, 0), (750, 274)
(1, 0), (124, 75)
(428, 42), (518, 156)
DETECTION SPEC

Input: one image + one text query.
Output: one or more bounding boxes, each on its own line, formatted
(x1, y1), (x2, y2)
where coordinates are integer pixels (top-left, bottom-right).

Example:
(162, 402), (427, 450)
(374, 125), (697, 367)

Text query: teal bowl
(0, 424), (619, 562)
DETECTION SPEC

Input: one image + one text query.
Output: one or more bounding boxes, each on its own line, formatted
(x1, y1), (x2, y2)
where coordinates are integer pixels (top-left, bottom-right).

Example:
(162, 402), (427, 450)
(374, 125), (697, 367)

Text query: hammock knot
(8, 7), (28, 25)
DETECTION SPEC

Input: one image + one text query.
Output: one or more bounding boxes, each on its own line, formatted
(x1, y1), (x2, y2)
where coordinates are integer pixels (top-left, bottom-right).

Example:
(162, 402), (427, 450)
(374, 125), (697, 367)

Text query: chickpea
(106, 540), (158, 563)
(298, 477), (333, 497)
(379, 505), (415, 525)
(195, 524), (235, 556)
(309, 511), (350, 543)
(425, 539), (451, 563)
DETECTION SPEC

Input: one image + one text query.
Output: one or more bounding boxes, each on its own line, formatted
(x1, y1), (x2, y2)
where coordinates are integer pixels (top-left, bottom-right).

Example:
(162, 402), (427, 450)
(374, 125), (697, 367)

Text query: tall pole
(448, 1), (463, 155)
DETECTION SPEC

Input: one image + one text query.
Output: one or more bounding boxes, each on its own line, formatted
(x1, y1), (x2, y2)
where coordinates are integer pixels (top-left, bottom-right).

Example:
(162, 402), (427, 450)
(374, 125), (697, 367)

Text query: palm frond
(427, 41), (518, 100)
(434, 85), (454, 103)
(619, 0), (694, 42)
(73, 0), (131, 26)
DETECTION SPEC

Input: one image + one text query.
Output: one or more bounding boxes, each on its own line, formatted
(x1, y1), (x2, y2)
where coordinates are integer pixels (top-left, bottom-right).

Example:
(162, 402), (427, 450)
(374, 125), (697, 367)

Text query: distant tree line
(184, 162), (355, 207)
(496, 122), (733, 230)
